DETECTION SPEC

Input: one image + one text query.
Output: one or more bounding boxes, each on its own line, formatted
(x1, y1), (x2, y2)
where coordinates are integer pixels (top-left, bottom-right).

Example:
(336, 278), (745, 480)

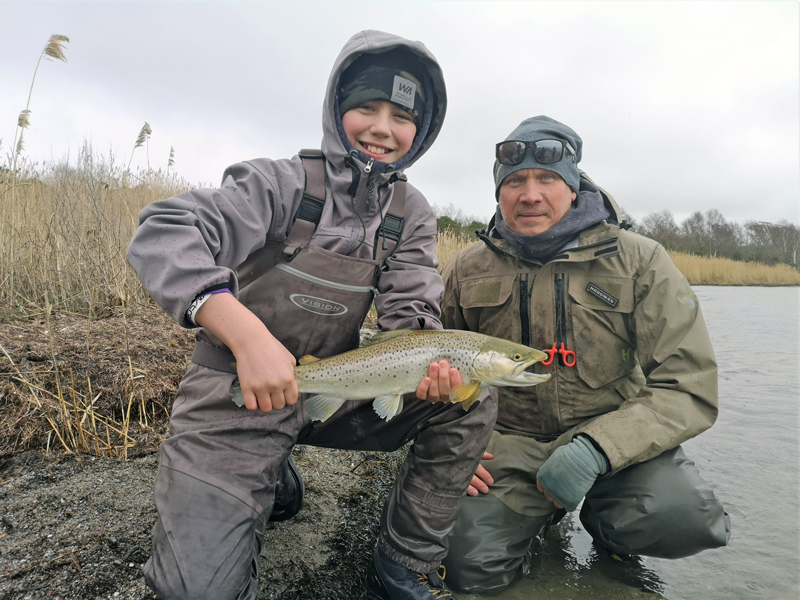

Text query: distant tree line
(433, 203), (489, 241)
(623, 208), (799, 269)
(434, 203), (799, 269)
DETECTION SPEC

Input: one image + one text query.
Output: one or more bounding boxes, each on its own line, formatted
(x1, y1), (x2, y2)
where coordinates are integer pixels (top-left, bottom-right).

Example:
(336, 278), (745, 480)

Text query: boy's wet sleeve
(374, 186), (444, 332)
(126, 161), (279, 327)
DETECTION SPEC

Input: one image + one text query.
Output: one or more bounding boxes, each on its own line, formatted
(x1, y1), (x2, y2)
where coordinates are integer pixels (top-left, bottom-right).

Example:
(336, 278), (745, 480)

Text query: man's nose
(520, 179), (544, 202)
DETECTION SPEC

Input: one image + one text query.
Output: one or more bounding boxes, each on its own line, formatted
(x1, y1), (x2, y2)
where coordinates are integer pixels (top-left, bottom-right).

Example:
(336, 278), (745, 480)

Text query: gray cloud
(2, 1), (797, 224)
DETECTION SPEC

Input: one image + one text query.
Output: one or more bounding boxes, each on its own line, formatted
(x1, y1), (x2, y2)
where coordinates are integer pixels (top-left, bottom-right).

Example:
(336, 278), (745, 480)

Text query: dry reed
(670, 251), (800, 286)
(434, 232), (799, 286)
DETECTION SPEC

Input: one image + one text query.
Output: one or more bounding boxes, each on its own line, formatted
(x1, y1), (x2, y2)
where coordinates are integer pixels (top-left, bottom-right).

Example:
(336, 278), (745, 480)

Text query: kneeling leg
(442, 493), (552, 595)
(580, 446), (731, 558)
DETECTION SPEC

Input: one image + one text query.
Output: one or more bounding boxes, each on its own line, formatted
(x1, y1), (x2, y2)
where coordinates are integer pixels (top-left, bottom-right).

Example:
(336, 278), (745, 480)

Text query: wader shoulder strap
(284, 149), (326, 260)
(374, 180), (406, 263)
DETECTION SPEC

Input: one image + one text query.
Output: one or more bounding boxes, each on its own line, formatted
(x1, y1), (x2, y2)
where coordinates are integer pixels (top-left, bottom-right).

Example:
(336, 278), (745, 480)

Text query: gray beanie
(493, 116), (582, 196)
(338, 49), (427, 122)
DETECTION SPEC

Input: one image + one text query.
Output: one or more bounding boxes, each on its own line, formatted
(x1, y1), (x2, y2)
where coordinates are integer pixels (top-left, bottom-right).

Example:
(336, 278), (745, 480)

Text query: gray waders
(443, 429), (731, 595)
(143, 152), (497, 600)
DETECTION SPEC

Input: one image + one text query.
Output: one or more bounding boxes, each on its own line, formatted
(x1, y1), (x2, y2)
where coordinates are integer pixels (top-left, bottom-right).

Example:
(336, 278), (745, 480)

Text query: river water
(462, 286), (800, 600)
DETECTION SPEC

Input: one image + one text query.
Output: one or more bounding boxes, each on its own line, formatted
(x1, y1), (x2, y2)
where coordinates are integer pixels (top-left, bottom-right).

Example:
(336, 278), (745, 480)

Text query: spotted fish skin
(294, 329), (550, 422)
(229, 330), (550, 421)
(297, 330), (485, 398)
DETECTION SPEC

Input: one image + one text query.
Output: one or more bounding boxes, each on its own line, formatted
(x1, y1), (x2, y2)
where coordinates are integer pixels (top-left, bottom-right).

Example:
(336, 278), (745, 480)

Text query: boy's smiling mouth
(358, 141), (392, 157)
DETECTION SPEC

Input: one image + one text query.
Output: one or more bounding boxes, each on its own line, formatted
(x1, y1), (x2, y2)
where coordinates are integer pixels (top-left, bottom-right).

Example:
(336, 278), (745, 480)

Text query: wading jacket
(127, 31), (448, 335)
(441, 181), (718, 472)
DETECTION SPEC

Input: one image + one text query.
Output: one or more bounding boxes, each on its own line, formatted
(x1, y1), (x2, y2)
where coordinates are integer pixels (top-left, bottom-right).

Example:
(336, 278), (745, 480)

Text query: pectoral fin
(230, 382), (245, 407)
(450, 382), (482, 410)
(298, 355), (320, 365)
(372, 394), (404, 421)
(305, 394), (347, 422)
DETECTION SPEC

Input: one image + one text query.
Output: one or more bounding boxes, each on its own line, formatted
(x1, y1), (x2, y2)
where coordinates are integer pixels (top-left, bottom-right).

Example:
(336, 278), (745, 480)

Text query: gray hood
(320, 30), (447, 199)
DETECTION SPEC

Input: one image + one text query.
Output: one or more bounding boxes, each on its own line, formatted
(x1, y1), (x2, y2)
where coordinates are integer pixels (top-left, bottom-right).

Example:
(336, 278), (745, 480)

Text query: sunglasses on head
(495, 139), (577, 166)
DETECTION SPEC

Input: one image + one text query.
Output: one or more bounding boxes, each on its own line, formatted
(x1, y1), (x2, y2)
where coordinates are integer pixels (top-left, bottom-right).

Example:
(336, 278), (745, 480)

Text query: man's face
(342, 100), (417, 163)
(498, 168), (577, 236)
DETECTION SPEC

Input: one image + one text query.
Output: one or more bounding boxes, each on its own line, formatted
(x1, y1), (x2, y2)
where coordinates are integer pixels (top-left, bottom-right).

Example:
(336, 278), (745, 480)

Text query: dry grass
(1, 146), (191, 319)
(434, 233), (800, 286)
(670, 251), (800, 286)
(1, 148), (797, 458)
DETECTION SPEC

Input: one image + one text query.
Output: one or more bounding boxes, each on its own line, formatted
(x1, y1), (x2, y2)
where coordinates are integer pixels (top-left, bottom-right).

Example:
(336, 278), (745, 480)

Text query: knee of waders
(580, 448), (731, 558)
(145, 519), (260, 600)
(442, 494), (550, 595)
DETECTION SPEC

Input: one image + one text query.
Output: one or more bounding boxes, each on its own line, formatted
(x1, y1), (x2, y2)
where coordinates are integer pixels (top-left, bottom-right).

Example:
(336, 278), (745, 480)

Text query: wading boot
(367, 547), (458, 599)
(268, 455), (305, 522)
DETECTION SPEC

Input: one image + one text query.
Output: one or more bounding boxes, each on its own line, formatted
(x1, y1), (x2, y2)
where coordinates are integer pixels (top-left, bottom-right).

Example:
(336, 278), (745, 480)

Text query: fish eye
(513, 353), (522, 361)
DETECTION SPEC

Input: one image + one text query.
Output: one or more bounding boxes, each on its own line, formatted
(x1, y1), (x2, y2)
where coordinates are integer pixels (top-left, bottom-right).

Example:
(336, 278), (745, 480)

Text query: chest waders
(191, 149), (407, 370)
(143, 151), (498, 600)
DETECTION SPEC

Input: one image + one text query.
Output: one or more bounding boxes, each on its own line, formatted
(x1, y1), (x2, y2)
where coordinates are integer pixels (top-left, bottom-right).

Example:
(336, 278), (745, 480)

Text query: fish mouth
(511, 357), (541, 378)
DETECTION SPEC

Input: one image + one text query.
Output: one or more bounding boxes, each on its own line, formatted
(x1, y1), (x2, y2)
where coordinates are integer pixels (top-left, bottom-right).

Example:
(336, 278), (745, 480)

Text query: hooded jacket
(127, 30), (447, 332)
(441, 176), (718, 473)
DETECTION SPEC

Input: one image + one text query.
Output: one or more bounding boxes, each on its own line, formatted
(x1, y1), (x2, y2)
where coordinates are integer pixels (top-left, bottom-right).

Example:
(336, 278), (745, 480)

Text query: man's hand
(195, 292), (298, 413)
(415, 360), (462, 402)
(467, 452), (494, 496)
(536, 479), (565, 509)
(535, 436), (610, 512)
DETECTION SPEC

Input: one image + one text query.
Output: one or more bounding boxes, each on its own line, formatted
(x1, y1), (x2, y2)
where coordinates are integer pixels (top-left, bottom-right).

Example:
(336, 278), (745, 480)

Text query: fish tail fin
(372, 394), (404, 421)
(305, 395), (347, 422)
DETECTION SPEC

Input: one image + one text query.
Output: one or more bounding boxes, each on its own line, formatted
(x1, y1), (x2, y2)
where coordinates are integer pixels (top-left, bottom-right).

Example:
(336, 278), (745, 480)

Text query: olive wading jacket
(127, 30), (447, 333)
(441, 177), (718, 473)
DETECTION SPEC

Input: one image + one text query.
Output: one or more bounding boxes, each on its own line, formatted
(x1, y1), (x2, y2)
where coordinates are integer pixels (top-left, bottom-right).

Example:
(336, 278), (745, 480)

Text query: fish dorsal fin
(372, 393), (404, 421)
(361, 329), (413, 347)
(305, 394), (347, 422)
(298, 355), (320, 365)
(450, 382), (482, 407)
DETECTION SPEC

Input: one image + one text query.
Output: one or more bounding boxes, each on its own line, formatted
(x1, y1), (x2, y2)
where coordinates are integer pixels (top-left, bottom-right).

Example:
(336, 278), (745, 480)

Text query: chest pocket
(568, 275), (636, 388)
(458, 275), (520, 344)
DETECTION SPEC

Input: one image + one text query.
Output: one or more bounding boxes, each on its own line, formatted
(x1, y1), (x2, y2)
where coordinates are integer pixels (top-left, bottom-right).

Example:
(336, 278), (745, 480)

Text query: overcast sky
(2, 1), (798, 225)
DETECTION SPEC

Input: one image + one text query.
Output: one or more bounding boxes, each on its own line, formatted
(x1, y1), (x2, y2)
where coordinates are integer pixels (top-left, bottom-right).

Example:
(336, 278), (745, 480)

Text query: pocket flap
(460, 275), (516, 308)
(569, 276), (634, 313)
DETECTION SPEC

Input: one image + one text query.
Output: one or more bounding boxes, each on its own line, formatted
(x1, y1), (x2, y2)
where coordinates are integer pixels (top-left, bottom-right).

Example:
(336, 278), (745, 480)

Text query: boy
(127, 30), (492, 600)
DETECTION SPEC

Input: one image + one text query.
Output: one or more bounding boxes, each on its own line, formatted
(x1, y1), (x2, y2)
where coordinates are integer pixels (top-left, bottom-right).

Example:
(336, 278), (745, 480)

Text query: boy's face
(342, 100), (416, 163)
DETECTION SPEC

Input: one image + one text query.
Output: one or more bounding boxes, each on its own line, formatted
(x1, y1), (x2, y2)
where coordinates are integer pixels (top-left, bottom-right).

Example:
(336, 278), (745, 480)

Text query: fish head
(472, 338), (551, 387)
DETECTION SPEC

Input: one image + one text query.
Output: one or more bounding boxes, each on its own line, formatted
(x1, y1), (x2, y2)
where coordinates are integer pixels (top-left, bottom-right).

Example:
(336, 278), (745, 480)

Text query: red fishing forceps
(542, 343), (576, 368)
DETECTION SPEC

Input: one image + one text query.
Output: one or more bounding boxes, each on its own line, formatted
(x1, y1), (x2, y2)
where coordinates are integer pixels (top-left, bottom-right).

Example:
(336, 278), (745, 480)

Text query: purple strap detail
(186, 288), (233, 327)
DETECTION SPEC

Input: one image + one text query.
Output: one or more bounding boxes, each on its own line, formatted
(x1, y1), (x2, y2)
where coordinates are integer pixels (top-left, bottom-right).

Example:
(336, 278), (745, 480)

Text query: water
(462, 286), (800, 600)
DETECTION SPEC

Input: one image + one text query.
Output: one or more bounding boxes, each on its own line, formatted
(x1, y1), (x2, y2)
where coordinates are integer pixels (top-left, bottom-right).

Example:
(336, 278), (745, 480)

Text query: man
(439, 116), (731, 595)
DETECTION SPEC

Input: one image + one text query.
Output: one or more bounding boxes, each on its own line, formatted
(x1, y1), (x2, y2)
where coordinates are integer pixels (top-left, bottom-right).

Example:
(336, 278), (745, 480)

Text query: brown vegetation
(1, 150), (797, 459)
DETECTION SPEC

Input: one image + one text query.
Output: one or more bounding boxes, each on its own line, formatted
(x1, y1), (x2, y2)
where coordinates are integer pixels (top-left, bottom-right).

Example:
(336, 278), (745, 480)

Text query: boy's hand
(416, 360), (462, 402)
(234, 331), (298, 413)
(195, 292), (298, 413)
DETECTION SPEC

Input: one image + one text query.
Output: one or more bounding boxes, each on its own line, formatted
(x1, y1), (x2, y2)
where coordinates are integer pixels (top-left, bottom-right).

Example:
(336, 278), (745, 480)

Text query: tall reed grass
(1, 144), (192, 319)
(670, 251), (800, 286)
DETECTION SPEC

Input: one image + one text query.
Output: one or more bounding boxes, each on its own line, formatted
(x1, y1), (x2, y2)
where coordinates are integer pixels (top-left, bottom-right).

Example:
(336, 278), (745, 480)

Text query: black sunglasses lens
(532, 140), (563, 164)
(497, 141), (527, 165)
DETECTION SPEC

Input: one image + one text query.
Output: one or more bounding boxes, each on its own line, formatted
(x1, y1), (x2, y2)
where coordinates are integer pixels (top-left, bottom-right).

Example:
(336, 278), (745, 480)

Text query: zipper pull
(364, 157), (374, 173)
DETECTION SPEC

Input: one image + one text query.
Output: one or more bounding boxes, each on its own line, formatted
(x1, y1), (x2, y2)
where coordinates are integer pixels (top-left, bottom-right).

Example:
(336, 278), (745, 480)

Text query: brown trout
(231, 329), (551, 422)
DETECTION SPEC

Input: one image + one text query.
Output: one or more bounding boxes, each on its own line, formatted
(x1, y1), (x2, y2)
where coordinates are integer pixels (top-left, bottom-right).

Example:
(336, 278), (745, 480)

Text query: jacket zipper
(276, 263), (378, 295)
(555, 274), (567, 346)
(519, 273), (531, 347)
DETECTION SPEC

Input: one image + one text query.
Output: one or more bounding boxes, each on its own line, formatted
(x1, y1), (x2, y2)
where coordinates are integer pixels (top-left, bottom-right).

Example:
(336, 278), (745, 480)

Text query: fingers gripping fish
(230, 329), (551, 422)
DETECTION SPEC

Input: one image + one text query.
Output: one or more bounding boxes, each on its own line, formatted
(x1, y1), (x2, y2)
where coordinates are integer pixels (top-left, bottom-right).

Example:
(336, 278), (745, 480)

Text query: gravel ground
(0, 444), (405, 600)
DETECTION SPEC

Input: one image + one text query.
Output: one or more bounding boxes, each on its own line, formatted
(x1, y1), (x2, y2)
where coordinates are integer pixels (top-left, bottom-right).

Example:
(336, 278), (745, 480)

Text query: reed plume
(128, 122), (152, 170)
(10, 35), (70, 174)
(167, 146), (175, 173)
